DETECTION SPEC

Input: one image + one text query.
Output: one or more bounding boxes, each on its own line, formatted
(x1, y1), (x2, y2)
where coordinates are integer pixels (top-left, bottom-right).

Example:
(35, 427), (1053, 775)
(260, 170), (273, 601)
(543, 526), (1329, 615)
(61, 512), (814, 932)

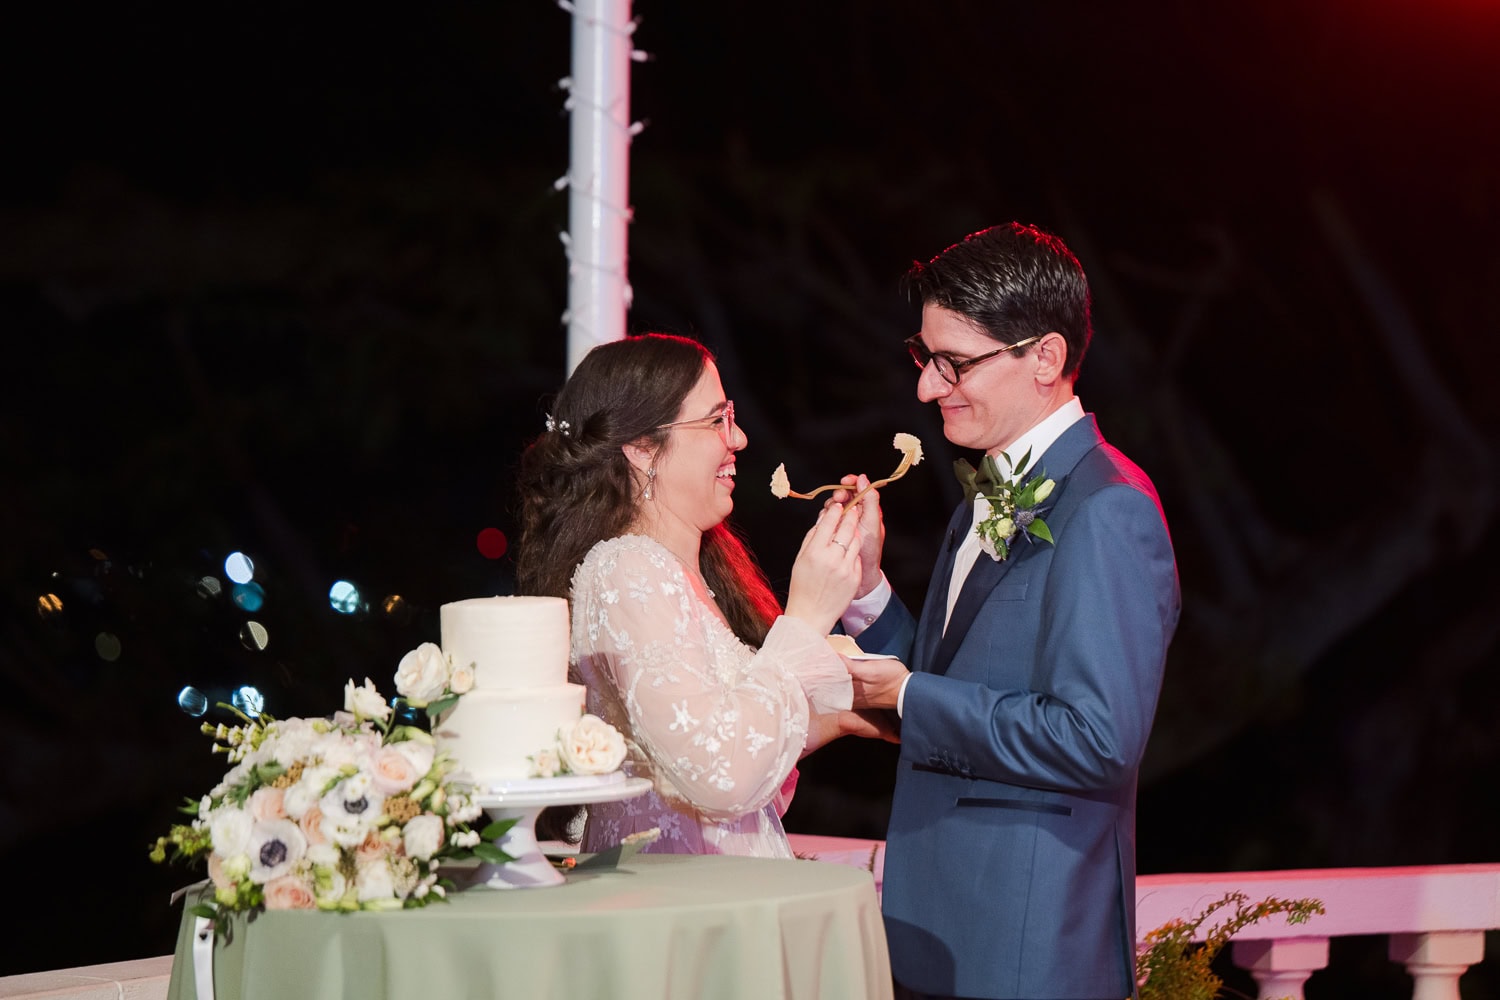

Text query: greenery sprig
(1135, 890), (1325, 1000)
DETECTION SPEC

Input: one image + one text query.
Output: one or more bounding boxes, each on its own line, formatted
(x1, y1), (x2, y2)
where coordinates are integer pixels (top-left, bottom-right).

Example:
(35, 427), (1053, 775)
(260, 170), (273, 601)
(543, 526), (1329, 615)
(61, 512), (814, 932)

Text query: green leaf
(479, 817), (520, 840)
(978, 455), (1004, 491)
(426, 693), (460, 719)
(1028, 519), (1054, 544)
(188, 903), (218, 920)
(473, 843), (518, 865)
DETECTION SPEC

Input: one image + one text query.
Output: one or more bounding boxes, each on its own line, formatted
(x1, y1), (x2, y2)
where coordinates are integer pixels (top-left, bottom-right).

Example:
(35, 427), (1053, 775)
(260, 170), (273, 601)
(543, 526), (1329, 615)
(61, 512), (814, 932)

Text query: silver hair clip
(544, 414), (572, 436)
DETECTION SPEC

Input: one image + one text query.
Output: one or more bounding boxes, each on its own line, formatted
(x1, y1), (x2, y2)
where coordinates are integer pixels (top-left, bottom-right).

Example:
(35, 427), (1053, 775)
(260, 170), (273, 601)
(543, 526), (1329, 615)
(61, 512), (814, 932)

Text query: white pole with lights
(557, 0), (645, 375)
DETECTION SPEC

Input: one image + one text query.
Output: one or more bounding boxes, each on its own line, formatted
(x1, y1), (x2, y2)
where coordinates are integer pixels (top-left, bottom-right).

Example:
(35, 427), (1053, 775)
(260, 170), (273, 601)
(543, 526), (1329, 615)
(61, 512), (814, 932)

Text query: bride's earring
(643, 467), (657, 500)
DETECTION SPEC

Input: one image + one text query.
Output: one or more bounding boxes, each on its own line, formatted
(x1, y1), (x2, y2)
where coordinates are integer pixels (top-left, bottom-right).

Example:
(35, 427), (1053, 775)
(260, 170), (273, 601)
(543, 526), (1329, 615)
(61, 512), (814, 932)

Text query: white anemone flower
(247, 818), (307, 884)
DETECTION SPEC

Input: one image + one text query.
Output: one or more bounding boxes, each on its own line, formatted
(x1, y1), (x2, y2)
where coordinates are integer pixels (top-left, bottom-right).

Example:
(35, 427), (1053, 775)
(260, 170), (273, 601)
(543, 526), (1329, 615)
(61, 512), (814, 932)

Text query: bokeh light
(476, 526), (508, 559)
(329, 579), (363, 614)
(196, 576), (223, 599)
(232, 582), (265, 612)
(239, 621), (269, 650)
(36, 593), (63, 620)
(381, 593), (414, 625)
(95, 632), (122, 662)
(231, 685), (265, 717)
(177, 687), (209, 717)
(224, 552), (255, 584)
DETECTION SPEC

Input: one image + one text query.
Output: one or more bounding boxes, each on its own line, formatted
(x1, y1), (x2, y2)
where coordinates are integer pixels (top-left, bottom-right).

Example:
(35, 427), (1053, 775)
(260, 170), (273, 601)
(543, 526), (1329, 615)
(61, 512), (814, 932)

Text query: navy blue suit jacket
(860, 414), (1179, 999)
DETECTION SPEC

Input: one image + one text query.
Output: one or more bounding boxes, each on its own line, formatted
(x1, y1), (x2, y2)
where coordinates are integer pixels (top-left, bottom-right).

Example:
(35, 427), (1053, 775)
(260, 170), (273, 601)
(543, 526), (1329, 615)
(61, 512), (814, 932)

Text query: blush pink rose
(263, 875), (317, 910)
(370, 745), (422, 795)
(356, 830), (392, 862)
(207, 852), (233, 891)
(299, 804), (328, 847)
(249, 786), (287, 822)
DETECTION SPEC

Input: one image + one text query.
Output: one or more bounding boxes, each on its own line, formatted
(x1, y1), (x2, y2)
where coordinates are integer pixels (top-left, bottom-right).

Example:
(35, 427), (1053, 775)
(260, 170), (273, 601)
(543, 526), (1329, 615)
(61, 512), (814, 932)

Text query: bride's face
(649, 363), (746, 537)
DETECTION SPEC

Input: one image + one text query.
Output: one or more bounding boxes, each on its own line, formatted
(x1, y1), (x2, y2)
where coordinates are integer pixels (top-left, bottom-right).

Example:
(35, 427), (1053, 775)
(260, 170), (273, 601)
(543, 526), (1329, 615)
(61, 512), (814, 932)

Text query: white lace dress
(569, 534), (853, 858)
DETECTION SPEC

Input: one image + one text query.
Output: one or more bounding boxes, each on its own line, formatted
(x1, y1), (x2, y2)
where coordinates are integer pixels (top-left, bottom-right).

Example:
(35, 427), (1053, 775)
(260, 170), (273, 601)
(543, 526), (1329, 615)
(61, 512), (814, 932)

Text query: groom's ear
(1032, 332), (1068, 384)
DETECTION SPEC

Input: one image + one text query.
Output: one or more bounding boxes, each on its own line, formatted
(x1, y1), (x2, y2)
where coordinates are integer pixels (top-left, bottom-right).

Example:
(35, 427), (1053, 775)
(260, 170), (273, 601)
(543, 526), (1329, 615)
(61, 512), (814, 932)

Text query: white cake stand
(461, 775), (652, 889)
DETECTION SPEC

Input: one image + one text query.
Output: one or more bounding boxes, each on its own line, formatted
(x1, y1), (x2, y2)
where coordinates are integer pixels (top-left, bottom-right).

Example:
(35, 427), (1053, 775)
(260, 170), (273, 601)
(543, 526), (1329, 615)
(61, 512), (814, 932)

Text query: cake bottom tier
(434, 683), (585, 782)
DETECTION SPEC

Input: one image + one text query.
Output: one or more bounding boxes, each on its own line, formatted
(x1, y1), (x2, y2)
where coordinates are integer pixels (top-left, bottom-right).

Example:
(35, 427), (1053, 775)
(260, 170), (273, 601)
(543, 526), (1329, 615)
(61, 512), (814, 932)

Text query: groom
(839, 223), (1180, 999)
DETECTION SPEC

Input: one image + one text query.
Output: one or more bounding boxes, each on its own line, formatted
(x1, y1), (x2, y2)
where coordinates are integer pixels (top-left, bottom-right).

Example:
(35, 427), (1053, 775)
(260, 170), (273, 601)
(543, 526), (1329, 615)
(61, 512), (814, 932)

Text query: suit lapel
(924, 414), (1106, 676)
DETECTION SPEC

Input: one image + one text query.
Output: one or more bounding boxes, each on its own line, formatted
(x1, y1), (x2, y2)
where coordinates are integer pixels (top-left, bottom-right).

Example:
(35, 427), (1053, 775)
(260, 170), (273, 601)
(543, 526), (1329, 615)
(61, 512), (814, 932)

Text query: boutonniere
(953, 447), (1056, 561)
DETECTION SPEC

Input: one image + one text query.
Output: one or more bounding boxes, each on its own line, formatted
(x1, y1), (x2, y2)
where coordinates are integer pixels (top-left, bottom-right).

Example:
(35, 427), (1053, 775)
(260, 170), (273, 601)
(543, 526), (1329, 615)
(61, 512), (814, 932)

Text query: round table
(167, 853), (892, 1000)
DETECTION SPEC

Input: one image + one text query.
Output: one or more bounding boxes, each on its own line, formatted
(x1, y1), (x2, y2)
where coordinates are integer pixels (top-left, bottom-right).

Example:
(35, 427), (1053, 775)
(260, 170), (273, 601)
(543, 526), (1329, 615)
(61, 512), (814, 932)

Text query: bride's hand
(802, 708), (901, 757)
(784, 501), (861, 635)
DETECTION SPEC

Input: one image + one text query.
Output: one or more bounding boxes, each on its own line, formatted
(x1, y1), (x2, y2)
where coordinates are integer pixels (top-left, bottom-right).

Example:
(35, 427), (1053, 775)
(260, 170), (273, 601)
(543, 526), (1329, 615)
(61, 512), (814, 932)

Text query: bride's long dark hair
(514, 333), (780, 648)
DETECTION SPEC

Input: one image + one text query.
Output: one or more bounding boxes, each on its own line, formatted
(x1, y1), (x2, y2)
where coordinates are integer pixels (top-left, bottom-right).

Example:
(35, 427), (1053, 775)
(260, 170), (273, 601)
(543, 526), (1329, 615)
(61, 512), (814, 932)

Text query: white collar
(988, 397), (1085, 479)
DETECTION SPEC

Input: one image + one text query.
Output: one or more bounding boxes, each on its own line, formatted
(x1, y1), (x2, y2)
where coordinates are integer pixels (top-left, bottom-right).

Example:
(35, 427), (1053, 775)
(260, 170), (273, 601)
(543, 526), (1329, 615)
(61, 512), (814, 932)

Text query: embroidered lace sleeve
(570, 536), (817, 819)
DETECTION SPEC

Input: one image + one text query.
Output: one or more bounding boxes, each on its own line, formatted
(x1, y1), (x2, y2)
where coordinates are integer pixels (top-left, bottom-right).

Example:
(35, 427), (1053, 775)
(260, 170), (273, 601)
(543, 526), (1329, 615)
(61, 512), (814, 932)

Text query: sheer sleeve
(570, 536), (815, 820)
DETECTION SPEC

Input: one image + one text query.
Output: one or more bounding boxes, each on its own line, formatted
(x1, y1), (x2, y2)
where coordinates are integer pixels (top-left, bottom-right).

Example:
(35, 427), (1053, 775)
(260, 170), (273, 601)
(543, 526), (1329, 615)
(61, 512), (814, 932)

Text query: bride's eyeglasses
(657, 400), (736, 446)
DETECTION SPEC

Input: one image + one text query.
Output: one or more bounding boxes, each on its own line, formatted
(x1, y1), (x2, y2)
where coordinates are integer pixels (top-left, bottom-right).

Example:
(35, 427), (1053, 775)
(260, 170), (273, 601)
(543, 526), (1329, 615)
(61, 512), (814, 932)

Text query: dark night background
(4, 1), (1499, 993)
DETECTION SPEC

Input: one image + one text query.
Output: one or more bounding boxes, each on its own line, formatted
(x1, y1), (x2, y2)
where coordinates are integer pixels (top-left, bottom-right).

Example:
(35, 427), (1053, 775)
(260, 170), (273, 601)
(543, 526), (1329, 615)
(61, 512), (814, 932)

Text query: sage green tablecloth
(167, 854), (892, 1000)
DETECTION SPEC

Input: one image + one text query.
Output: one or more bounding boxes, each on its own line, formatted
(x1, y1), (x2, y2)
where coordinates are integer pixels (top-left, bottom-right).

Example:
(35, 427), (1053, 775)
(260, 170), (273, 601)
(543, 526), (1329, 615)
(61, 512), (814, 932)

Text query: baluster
(1389, 931), (1484, 1000)
(1231, 936), (1329, 1000)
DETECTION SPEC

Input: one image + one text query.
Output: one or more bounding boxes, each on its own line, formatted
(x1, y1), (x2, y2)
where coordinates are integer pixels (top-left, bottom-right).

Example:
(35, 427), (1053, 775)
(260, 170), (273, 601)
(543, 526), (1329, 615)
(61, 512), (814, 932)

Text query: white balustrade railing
(4, 852), (1496, 1000)
(1136, 863), (1500, 1000)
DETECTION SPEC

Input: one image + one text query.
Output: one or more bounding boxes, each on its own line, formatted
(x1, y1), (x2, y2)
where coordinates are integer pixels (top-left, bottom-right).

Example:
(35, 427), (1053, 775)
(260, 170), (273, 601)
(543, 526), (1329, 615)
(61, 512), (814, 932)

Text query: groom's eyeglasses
(905, 334), (1041, 386)
(657, 400), (736, 446)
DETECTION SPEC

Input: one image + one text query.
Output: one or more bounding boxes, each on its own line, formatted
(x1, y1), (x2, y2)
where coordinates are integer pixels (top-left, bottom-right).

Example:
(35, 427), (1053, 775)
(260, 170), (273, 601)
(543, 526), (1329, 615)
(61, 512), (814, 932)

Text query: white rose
(356, 856), (397, 903)
(448, 661), (475, 695)
(209, 806), (254, 858)
(559, 714), (626, 775)
(394, 643), (451, 705)
(1034, 478), (1055, 502)
(393, 740), (437, 780)
(402, 814), (445, 860)
(994, 516), (1015, 541)
(530, 748), (562, 778)
(344, 677), (392, 723)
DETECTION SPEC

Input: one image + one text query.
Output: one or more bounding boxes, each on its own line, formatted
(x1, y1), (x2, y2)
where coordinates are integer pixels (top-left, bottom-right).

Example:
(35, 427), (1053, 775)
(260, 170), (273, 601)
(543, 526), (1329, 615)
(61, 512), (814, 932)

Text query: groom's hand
(843, 656), (908, 711)
(829, 474), (885, 599)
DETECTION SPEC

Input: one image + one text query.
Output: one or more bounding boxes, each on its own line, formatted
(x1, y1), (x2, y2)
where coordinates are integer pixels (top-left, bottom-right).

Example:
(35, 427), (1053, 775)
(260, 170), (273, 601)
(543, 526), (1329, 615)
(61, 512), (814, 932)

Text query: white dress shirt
(842, 398), (1085, 716)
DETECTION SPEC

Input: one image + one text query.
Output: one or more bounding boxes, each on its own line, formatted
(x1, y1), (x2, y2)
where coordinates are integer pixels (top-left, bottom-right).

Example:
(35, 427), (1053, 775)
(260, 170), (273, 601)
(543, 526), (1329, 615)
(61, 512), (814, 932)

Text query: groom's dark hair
(902, 222), (1093, 379)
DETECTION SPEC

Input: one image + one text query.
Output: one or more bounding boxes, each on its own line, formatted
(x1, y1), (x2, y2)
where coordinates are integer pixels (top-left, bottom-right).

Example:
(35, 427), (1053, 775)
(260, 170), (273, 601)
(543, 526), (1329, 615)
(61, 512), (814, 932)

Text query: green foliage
(1136, 891), (1325, 1000)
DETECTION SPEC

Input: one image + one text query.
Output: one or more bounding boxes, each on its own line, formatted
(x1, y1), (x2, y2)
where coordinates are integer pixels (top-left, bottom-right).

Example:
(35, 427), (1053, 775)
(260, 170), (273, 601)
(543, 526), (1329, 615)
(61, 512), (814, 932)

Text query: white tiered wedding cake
(425, 596), (622, 789)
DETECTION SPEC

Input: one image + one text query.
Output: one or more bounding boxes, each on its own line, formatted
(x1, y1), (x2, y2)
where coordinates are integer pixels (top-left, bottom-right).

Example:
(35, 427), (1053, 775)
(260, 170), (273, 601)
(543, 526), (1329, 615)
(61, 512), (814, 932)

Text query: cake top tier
(439, 596), (570, 689)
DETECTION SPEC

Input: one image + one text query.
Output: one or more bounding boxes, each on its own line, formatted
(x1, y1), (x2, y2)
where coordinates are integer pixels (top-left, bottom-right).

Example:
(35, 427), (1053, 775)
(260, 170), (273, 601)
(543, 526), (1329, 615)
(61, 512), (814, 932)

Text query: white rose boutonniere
(955, 446), (1057, 562)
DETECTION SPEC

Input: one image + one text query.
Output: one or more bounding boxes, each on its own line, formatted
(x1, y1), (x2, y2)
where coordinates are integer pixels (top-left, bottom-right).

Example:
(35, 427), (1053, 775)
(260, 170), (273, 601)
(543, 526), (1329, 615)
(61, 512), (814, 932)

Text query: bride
(515, 333), (891, 858)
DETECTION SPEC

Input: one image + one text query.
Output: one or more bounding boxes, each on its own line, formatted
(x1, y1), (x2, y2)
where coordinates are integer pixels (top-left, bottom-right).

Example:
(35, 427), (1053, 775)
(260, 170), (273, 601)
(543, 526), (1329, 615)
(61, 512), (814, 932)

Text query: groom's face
(914, 303), (1046, 457)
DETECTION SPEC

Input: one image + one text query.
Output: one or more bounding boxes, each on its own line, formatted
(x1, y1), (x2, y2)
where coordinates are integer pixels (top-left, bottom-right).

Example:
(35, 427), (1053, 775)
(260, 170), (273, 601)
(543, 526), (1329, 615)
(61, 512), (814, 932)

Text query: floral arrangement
(1135, 890), (1325, 1000)
(771, 432), (923, 501)
(954, 447), (1056, 561)
(149, 676), (509, 937)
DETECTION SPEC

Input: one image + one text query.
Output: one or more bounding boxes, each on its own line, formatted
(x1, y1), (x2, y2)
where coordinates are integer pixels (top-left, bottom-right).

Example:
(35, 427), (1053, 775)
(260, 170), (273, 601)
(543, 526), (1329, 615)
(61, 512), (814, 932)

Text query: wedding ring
(833, 540), (848, 552)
